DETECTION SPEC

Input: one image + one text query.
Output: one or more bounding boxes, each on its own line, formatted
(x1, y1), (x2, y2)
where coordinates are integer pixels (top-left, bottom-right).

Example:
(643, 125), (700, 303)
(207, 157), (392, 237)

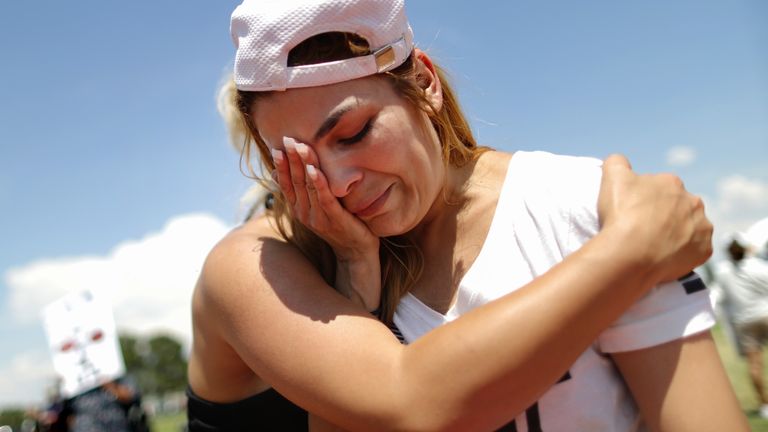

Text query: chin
(366, 215), (416, 238)
(368, 225), (403, 238)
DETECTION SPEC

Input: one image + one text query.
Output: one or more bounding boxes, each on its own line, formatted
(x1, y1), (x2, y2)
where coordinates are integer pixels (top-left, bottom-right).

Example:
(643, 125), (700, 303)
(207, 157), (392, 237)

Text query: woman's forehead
(255, 78), (390, 144)
(262, 77), (384, 111)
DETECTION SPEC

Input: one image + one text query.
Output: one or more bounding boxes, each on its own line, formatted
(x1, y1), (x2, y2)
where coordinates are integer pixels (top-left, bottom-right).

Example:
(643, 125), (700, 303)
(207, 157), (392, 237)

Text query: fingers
(603, 153), (632, 171)
(271, 148), (295, 205)
(305, 164), (322, 224)
(270, 138), (378, 261)
(272, 137), (344, 231)
(598, 154), (634, 228)
(598, 152), (716, 282)
(689, 194), (714, 261)
(283, 137), (311, 219)
(600, 154), (633, 186)
(306, 162), (348, 226)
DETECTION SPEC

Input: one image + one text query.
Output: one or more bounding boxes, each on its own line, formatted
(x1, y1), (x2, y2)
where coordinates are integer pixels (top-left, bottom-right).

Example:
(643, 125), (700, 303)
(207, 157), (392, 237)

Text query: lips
(352, 184), (393, 218)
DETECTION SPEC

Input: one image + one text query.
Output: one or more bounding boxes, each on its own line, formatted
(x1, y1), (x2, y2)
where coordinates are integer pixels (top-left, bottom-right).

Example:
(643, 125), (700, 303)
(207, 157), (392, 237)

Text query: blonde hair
(217, 77), (249, 155)
(224, 32), (488, 323)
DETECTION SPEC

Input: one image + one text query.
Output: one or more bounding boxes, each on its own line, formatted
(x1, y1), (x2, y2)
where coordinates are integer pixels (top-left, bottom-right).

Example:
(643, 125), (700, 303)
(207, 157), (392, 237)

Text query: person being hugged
(187, 0), (746, 430)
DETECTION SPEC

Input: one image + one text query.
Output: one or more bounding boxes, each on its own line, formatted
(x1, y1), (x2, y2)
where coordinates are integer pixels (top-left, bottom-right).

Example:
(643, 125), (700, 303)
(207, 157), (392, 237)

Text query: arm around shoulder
(191, 153), (718, 430)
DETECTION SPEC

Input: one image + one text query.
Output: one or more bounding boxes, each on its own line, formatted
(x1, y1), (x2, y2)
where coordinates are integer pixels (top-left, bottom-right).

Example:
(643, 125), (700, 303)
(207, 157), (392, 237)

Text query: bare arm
(613, 331), (749, 431)
(198, 155), (712, 431)
(202, 226), (703, 430)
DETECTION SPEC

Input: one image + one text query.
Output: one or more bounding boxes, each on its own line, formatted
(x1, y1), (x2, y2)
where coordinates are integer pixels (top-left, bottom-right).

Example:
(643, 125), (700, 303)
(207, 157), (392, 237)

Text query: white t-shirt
(717, 257), (768, 325)
(393, 151), (715, 431)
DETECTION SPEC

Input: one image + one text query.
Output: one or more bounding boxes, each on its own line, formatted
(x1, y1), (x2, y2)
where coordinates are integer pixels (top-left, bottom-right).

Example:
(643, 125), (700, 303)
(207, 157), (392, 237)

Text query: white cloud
(715, 175), (768, 214)
(5, 213), (232, 349)
(0, 350), (56, 407)
(666, 146), (696, 167)
(702, 175), (768, 257)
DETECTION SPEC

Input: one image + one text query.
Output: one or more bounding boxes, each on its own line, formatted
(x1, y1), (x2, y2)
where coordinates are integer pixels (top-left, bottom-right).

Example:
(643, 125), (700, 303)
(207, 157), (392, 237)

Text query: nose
(320, 153), (363, 198)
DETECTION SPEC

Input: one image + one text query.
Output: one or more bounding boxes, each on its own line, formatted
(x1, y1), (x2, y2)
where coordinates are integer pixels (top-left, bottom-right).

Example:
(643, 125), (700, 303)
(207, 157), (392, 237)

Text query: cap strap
(281, 36), (411, 90)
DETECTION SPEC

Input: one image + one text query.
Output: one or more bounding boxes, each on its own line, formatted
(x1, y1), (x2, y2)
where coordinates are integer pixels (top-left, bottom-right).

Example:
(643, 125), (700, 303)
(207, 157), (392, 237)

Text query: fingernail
(294, 143), (309, 160)
(306, 164), (317, 180)
(283, 136), (296, 150)
(270, 148), (283, 164)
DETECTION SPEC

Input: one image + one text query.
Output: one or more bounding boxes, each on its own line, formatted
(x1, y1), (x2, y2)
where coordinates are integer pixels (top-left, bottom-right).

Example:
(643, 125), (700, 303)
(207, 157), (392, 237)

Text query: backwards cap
(230, 0), (415, 91)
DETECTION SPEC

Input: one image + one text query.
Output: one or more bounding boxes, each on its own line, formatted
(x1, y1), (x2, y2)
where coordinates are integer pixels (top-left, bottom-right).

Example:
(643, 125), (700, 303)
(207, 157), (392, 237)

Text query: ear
(413, 48), (443, 113)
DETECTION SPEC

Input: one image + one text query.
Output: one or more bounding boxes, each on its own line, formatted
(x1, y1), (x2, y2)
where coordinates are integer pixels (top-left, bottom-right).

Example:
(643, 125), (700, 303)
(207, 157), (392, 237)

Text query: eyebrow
(313, 104), (355, 142)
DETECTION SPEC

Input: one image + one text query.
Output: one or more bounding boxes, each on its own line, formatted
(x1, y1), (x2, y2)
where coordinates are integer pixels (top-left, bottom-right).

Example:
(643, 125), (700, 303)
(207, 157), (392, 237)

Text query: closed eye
(338, 120), (373, 146)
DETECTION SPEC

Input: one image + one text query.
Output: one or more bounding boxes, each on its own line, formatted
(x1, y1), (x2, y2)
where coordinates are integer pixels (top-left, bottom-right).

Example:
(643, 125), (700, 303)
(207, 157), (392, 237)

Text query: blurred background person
(66, 377), (145, 432)
(37, 379), (70, 432)
(718, 233), (768, 418)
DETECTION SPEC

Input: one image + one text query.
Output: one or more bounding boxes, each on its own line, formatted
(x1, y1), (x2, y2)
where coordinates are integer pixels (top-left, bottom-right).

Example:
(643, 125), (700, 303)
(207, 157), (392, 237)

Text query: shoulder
(504, 151), (605, 251)
(493, 150), (604, 212)
(194, 216), (305, 319)
(200, 216), (279, 286)
(508, 150), (602, 184)
(193, 213), (343, 324)
(509, 151), (602, 218)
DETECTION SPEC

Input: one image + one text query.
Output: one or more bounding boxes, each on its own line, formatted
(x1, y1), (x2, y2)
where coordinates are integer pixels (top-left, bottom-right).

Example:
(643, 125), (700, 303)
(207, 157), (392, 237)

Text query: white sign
(41, 289), (125, 398)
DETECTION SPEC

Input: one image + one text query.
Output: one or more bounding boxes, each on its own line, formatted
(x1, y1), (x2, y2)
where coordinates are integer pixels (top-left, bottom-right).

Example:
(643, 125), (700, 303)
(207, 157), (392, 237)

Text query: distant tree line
(0, 332), (187, 430)
(0, 409), (25, 430)
(119, 333), (188, 398)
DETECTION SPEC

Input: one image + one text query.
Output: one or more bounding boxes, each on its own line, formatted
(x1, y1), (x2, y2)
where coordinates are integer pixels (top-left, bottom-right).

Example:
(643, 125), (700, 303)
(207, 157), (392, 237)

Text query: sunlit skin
(252, 53), (498, 313)
(186, 49), (747, 431)
(254, 59), (747, 430)
(254, 74), (450, 240)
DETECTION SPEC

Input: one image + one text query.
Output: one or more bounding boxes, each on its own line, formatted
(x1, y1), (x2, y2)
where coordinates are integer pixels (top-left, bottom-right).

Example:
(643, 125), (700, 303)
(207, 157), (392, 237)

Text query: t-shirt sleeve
(542, 152), (717, 353)
(597, 273), (715, 353)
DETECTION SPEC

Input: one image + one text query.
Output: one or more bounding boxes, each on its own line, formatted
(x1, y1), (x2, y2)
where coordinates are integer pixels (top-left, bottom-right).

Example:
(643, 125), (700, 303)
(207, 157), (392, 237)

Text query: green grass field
(712, 323), (768, 431)
(151, 411), (186, 432)
(149, 324), (768, 431)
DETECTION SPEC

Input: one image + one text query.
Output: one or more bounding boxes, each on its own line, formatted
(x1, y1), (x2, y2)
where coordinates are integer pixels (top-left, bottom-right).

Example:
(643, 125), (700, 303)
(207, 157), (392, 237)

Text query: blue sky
(1, 0), (766, 407)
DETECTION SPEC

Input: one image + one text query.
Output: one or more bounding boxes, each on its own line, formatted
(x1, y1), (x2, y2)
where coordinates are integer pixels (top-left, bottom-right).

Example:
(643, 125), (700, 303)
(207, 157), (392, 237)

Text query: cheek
(375, 118), (434, 168)
(364, 126), (404, 169)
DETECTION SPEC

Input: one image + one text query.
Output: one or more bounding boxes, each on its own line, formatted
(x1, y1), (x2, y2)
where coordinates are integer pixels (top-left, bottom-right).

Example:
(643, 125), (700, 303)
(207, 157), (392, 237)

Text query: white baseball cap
(230, 0), (415, 92)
